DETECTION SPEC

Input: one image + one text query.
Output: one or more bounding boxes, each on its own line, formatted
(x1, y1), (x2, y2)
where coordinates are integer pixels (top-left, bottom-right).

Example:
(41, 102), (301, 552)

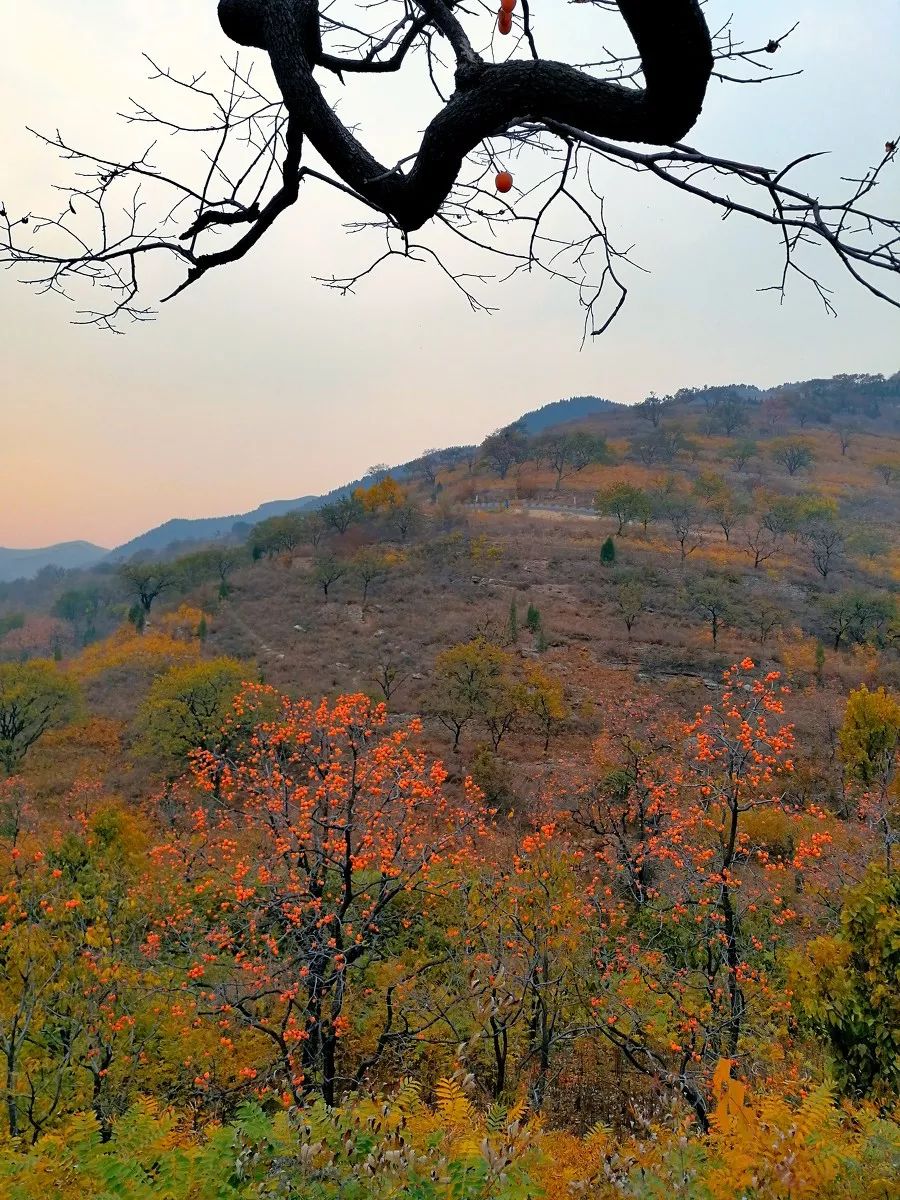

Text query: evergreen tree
(508, 601), (519, 644)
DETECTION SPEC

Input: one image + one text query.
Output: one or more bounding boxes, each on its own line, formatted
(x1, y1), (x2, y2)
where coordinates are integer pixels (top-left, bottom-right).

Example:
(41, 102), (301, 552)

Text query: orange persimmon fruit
(498, 9), (512, 33)
(495, 170), (513, 193)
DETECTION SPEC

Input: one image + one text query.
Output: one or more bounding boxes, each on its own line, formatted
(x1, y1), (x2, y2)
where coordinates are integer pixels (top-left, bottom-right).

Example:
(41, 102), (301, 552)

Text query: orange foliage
(145, 688), (490, 1105)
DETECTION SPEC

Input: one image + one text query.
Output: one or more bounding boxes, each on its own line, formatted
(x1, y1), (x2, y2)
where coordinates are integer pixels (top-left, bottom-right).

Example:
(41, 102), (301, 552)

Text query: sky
(1, 0), (898, 549)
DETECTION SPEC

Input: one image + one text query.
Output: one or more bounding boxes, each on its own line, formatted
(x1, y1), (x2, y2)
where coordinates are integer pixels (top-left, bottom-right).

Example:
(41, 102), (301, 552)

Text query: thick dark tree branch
(1, 0), (897, 334)
(251, 0), (713, 231)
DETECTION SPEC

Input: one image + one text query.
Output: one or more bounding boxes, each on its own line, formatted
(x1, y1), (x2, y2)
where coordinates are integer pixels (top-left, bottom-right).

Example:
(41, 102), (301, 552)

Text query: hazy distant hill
(519, 395), (620, 434)
(109, 495), (318, 560)
(0, 541), (108, 583)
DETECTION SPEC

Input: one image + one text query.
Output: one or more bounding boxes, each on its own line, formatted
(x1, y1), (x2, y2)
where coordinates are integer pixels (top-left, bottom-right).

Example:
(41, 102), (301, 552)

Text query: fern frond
(435, 1077), (474, 1126)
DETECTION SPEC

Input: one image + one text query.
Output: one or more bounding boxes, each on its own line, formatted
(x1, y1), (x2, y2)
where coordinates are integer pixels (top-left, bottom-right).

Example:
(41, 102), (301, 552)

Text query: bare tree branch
(0, 0), (896, 334)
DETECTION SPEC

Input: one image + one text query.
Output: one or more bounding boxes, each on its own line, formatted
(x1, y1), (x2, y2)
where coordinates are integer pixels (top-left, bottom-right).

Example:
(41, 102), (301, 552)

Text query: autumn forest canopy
(0, 374), (899, 1197)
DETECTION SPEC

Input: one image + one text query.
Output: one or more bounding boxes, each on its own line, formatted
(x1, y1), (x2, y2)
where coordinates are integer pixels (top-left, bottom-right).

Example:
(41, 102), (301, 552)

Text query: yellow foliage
(69, 625), (200, 680)
(777, 627), (821, 682)
(158, 604), (209, 638)
(741, 806), (798, 858)
(531, 1069), (900, 1200)
(355, 475), (407, 513)
(434, 1077), (475, 1127)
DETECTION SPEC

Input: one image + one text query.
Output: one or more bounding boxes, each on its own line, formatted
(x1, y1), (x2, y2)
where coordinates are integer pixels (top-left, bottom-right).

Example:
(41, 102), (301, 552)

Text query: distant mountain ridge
(0, 541), (108, 584)
(108, 494), (318, 561)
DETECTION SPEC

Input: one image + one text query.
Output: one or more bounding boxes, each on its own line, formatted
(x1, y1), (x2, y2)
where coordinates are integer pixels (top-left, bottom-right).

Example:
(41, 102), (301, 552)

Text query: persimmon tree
(435, 822), (588, 1105)
(5, 0), (896, 334)
(572, 662), (833, 1127)
(146, 687), (488, 1105)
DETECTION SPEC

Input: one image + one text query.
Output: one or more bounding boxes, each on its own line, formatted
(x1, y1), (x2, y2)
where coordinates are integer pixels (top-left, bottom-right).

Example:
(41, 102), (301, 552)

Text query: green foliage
(0, 660), (81, 773)
(313, 552), (347, 598)
(0, 1089), (543, 1200)
(728, 438), (757, 471)
(791, 865), (900, 1100)
(118, 562), (178, 619)
(481, 423), (528, 480)
(815, 640), (826, 685)
(600, 536), (616, 565)
(469, 742), (516, 806)
(536, 430), (611, 487)
(507, 600), (518, 644)
(615, 575), (646, 636)
(594, 483), (650, 534)
(249, 511), (320, 559)
(351, 548), (391, 604)
(321, 494), (364, 535)
(429, 638), (521, 750)
(525, 603), (542, 634)
(683, 572), (738, 647)
(135, 657), (248, 769)
(52, 589), (103, 633)
(173, 546), (247, 599)
(821, 591), (895, 652)
(771, 438), (815, 476)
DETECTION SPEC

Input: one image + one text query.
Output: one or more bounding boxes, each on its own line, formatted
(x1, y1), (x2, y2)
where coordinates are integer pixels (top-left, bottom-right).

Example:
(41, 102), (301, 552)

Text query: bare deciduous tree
(371, 656), (410, 705)
(1, 2), (897, 334)
(118, 562), (178, 626)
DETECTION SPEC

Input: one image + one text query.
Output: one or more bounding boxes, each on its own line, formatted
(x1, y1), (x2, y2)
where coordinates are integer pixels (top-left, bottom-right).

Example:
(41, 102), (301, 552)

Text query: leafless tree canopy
(1, 0), (898, 334)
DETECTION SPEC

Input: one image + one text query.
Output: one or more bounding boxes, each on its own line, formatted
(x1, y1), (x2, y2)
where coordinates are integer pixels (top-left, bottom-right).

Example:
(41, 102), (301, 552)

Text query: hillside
(0, 540), (107, 583)
(108, 377), (899, 563)
(0, 366), (898, 1187)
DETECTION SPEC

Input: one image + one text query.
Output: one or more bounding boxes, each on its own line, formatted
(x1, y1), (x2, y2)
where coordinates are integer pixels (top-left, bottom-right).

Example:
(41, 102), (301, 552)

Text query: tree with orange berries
(573, 661), (832, 1127)
(147, 687), (489, 1105)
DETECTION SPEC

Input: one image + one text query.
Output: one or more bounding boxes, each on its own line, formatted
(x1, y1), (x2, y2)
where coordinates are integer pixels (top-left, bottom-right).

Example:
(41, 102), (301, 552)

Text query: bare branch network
(1, 0), (897, 334)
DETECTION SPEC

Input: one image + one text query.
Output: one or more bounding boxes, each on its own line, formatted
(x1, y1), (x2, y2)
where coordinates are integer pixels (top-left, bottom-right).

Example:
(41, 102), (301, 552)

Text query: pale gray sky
(1, 0), (898, 548)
